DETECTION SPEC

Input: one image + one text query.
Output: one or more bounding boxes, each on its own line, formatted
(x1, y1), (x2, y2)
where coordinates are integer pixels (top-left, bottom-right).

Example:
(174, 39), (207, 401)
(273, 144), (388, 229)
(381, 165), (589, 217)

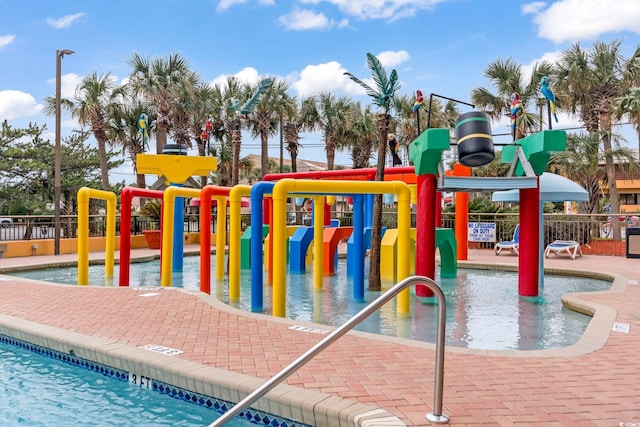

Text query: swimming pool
(0, 336), (263, 426)
(9, 257), (611, 351)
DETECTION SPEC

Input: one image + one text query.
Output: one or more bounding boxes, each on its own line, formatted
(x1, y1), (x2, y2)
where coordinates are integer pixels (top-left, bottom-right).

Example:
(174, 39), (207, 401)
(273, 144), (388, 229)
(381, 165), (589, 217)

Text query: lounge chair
(545, 240), (582, 259)
(494, 224), (519, 255)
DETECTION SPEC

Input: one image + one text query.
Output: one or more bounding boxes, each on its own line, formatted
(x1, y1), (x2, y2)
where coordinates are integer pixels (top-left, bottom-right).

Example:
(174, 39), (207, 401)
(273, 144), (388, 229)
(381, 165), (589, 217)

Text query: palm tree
(126, 53), (199, 154)
(211, 137), (233, 186)
(282, 96), (316, 173)
(246, 78), (286, 178)
(210, 76), (246, 186)
(394, 94), (419, 156)
(109, 98), (155, 191)
(614, 87), (640, 152)
(43, 71), (124, 191)
(555, 40), (640, 239)
(180, 82), (218, 186)
(307, 92), (355, 170)
(222, 77), (272, 185)
(345, 53), (401, 291)
(550, 132), (639, 214)
(471, 58), (554, 140)
(345, 103), (376, 169)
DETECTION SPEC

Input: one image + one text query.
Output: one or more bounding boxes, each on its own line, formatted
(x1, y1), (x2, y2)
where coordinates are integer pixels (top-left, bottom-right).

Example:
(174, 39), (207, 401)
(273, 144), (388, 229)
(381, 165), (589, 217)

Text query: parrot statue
(540, 76), (558, 123)
(138, 113), (149, 150)
(412, 90), (424, 116)
(387, 134), (402, 166)
(510, 92), (523, 140)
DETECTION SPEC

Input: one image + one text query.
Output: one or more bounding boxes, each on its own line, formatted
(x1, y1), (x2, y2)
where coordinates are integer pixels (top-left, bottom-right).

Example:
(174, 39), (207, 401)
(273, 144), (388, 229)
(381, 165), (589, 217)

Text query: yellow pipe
(215, 196), (227, 281)
(271, 187), (287, 317)
(272, 179), (411, 318)
(77, 187), (116, 286)
(229, 185), (251, 301)
(77, 188), (89, 286)
(313, 196), (324, 290)
(395, 183), (412, 316)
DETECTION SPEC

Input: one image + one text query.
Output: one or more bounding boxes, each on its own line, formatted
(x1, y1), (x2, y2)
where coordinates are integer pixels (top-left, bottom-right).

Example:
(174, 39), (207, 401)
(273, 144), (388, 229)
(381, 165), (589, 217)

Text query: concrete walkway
(0, 247), (638, 426)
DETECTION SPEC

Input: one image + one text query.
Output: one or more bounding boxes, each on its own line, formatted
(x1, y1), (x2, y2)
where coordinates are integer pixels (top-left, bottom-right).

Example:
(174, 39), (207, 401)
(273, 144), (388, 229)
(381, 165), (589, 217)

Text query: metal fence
(0, 212), (633, 256)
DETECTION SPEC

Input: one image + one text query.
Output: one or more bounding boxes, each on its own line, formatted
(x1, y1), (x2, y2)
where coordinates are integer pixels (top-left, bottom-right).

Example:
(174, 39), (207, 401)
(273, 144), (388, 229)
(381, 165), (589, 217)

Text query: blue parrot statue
(138, 113), (149, 150)
(540, 76), (558, 123)
(510, 92), (523, 140)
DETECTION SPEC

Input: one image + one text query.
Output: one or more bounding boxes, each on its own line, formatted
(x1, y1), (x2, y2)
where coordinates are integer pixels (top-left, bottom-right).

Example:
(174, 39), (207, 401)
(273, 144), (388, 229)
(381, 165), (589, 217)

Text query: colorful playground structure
(76, 111), (567, 319)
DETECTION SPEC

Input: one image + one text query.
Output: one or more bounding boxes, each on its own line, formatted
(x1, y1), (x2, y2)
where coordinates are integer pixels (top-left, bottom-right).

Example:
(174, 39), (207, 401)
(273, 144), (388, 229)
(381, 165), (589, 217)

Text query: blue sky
(2, 0), (640, 184)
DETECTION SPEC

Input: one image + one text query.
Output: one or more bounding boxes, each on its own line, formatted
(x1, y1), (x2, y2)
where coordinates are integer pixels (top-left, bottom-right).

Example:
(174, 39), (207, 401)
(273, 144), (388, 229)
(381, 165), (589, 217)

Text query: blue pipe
(250, 182), (274, 312)
(352, 195), (365, 301)
(172, 183), (184, 272)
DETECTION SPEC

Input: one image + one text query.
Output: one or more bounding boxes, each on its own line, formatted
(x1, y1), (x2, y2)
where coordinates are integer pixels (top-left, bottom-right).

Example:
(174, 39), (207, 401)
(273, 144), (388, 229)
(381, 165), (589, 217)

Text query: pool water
(0, 339), (256, 427)
(9, 257), (611, 351)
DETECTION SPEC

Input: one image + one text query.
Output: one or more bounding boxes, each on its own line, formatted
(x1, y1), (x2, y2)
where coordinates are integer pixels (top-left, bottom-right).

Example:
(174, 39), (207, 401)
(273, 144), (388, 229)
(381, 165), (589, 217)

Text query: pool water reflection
(9, 257), (611, 351)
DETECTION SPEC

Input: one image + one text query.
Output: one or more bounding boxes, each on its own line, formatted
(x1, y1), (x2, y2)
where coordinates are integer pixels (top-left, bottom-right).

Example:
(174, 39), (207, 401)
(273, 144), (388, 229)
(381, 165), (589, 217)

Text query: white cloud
(279, 9), (330, 30)
(210, 67), (261, 88)
(0, 90), (42, 120)
(218, 0), (247, 11)
(46, 73), (83, 99)
(523, 0), (640, 43)
(299, 0), (444, 20)
(278, 8), (349, 30)
(46, 12), (85, 29)
(291, 61), (364, 98)
(376, 50), (410, 67)
(0, 35), (16, 49)
(521, 2), (545, 15)
(521, 50), (562, 83)
(217, 0), (274, 11)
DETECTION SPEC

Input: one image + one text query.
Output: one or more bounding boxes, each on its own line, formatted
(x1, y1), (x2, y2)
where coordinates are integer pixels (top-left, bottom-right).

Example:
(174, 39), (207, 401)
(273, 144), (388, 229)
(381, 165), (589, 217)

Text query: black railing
(0, 213), (634, 256)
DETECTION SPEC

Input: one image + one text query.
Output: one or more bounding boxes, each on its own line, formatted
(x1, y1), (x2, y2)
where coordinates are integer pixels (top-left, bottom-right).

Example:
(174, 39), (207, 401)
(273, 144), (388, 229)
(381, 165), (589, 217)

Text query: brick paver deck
(0, 248), (638, 426)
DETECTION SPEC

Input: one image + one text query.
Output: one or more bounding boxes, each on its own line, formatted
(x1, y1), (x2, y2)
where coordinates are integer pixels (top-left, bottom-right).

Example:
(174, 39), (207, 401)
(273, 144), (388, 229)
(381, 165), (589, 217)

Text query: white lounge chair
(494, 224), (519, 255)
(544, 240), (582, 259)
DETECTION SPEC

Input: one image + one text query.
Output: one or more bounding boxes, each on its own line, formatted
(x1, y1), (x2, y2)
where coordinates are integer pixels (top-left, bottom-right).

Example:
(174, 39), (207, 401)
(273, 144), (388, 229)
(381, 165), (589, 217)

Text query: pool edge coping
(2, 251), (627, 359)
(0, 311), (403, 427)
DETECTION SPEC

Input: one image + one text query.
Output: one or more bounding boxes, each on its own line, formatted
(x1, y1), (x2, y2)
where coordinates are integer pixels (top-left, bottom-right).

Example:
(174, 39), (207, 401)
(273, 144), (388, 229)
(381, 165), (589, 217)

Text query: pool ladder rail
(209, 275), (449, 426)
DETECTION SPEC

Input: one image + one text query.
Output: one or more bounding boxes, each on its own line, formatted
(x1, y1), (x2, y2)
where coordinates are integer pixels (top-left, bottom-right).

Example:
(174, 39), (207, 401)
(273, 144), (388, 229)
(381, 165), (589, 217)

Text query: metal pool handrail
(209, 275), (449, 426)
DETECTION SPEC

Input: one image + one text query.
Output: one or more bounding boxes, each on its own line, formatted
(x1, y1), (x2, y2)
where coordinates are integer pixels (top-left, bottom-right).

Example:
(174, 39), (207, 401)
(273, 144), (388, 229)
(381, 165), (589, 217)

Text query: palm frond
(344, 72), (379, 99)
(240, 78), (273, 114)
(366, 53), (389, 94)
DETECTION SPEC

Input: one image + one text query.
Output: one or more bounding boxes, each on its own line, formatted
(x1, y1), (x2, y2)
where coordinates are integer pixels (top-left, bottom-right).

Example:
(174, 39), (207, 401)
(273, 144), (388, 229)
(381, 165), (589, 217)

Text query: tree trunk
(326, 144), (335, 171)
(156, 123), (168, 154)
(261, 129), (270, 178)
(290, 144), (298, 173)
(96, 136), (110, 191)
(368, 114), (389, 291)
(136, 173), (146, 191)
(601, 113), (621, 240)
(231, 120), (241, 186)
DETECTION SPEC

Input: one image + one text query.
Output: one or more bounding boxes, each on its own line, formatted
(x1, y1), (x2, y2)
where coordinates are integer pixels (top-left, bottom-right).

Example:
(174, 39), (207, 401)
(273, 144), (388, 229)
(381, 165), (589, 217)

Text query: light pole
(55, 49), (74, 255)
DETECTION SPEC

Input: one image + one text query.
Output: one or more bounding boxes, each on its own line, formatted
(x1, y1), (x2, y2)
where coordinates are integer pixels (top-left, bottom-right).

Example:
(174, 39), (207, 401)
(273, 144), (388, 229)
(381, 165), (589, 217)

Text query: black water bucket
(162, 144), (188, 155)
(454, 111), (495, 167)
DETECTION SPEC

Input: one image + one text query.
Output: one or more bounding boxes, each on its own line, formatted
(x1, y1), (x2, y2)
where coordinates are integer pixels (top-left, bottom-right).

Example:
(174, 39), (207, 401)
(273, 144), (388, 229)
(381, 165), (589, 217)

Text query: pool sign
(468, 222), (496, 243)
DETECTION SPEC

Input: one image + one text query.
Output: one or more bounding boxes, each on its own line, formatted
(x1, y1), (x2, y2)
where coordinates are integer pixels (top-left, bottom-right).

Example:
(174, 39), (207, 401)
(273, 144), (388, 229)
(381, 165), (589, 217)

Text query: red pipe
(435, 191), (442, 228)
(519, 183), (540, 296)
(199, 186), (232, 294)
(119, 187), (165, 286)
(263, 166), (415, 182)
(415, 174), (436, 297)
(455, 192), (469, 261)
(453, 164), (471, 261)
